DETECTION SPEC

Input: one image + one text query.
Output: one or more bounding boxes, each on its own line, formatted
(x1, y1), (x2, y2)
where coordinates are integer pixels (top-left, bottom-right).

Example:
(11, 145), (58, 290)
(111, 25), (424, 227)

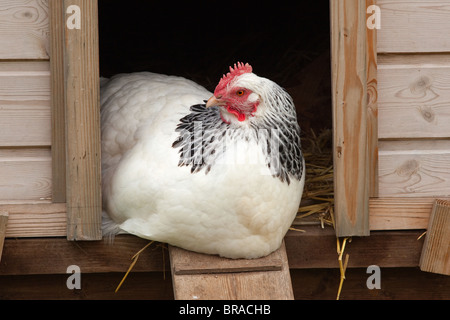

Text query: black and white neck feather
(172, 77), (303, 185)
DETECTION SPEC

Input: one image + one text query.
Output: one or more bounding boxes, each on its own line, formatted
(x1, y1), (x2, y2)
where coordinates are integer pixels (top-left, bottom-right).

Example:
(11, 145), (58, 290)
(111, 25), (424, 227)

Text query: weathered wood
(366, 0), (378, 197)
(378, 140), (450, 198)
(369, 197), (450, 230)
(0, 148), (52, 201)
(0, 211), (8, 263)
(330, 0), (369, 237)
(49, 0), (66, 203)
(1, 202), (66, 237)
(377, 0), (450, 53)
(0, 228), (429, 276)
(64, 0), (102, 240)
(420, 199), (450, 275)
(378, 54), (450, 139)
(0, 64), (51, 147)
(170, 245), (283, 275)
(0, 0), (49, 59)
(169, 242), (293, 300)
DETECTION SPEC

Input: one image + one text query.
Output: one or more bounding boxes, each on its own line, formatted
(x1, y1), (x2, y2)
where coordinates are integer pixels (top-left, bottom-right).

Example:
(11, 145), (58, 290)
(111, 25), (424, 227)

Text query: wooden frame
(330, 0), (373, 237)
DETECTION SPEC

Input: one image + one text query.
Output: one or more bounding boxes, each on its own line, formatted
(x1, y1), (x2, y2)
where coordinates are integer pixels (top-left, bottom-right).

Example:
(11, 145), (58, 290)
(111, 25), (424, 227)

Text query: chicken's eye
(236, 90), (245, 96)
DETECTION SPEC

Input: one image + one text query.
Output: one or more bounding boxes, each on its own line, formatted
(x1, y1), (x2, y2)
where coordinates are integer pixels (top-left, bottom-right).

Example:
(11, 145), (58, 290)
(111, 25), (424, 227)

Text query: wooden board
(420, 199), (450, 275)
(369, 197), (447, 230)
(330, 0), (370, 237)
(0, 64), (51, 147)
(378, 54), (450, 139)
(378, 140), (450, 198)
(377, 0), (450, 53)
(0, 0), (49, 59)
(169, 242), (294, 300)
(1, 202), (66, 237)
(0, 211), (7, 262)
(49, 0), (66, 203)
(0, 148), (52, 201)
(63, 0), (102, 240)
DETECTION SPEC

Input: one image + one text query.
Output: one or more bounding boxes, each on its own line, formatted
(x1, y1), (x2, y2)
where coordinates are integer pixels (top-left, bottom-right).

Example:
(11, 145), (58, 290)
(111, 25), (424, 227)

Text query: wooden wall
(376, 0), (450, 198)
(0, 0), (51, 203)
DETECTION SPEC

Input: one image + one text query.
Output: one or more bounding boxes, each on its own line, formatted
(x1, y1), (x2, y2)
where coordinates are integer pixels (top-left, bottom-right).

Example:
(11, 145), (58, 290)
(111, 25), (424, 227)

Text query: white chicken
(101, 62), (304, 259)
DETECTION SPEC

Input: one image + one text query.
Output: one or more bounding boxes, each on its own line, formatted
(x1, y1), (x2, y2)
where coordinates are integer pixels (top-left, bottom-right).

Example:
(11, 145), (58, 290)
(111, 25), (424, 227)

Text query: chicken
(101, 62), (305, 259)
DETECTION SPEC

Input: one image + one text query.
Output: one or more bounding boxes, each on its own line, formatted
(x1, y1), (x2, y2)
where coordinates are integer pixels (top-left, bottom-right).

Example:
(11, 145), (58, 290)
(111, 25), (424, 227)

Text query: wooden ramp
(420, 199), (450, 276)
(169, 241), (294, 300)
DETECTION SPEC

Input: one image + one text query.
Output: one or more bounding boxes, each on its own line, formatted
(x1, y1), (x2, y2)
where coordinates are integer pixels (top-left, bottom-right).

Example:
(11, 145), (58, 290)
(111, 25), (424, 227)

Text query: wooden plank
(0, 148), (52, 201)
(49, 0), (66, 203)
(0, 64), (51, 146)
(0, 228), (429, 276)
(330, 0), (370, 237)
(0, 0), (49, 59)
(378, 140), (450, 198)
(378, 54), (450, 139)
(64, 0), (102, 240)
(366, 0), (378, 197)
(169, 241), (293, 300)
(0, 234), (165, 275)
(420, 199), (450, 275)
(1, 202), (66, 237)
(377, 0), (450, 53)
(170, 245), (283, 275)
(0, 211), (8, 262)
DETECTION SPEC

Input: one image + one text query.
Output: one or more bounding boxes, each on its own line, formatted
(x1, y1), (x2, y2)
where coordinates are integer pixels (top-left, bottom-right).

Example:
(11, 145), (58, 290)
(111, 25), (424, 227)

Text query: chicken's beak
(206, 95), (227, 108)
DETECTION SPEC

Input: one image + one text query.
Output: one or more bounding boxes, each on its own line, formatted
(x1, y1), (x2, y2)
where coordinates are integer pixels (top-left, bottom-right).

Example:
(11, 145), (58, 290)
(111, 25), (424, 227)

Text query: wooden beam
(366, 0), (378, 198)
(420, 199), (450, 275)
(63, 0), (102, 240)
(169, 242), (293, 300)
(0, 228), (426, 275)
(0, 203), (66, 238)
(0, 211), (8, 263)
(49, 0), (66, 203)
(330, 0), (370, 237)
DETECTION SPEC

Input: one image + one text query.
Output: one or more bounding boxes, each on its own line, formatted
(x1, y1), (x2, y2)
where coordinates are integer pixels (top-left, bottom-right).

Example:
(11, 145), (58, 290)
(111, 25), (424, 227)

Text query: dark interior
(98, 1), (331, 135)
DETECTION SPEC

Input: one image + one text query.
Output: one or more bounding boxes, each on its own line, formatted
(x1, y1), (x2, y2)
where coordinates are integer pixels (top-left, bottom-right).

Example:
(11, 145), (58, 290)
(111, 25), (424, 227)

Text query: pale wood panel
(1, 202), (66, 237)
(0, 101), (51, 146)
(330, 0), (370, 237)
(0, 148), (52, 201)
(378, 140), (450, 197)
(378, 54), (450, 139)
(0, 63), (51, 146)
(0, 0), (49, 59)
(377, 0), (450, 53)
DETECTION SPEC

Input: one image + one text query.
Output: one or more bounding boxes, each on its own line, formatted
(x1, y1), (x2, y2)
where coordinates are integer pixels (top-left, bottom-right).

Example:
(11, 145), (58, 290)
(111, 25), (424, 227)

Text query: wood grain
(378, 140), (450, 197)
(49, 0), (66, 203)
(420, 199), (450, 275)
(366, 0), (379, 197)
(64, 0), (102, 240)
(1, 202), (66, 237)
(0, 0), (49, 59)
(330, 0), (369, 237)
(0, 63), (51, 147)
(170, 241), (293, 300)
(0, 211), (7, 262)
(0, 148), (52, 201)
(378, 54), (450, 139)
(377, 0), (450, 53)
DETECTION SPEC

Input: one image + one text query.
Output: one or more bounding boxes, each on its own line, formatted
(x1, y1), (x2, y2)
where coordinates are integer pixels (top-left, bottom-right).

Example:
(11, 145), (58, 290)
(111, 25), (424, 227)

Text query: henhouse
(0, 0), (449, 300)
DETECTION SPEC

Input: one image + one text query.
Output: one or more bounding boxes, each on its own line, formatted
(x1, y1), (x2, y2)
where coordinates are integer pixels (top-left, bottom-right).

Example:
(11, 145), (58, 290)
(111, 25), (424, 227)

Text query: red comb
(214, 62), (253, 95)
